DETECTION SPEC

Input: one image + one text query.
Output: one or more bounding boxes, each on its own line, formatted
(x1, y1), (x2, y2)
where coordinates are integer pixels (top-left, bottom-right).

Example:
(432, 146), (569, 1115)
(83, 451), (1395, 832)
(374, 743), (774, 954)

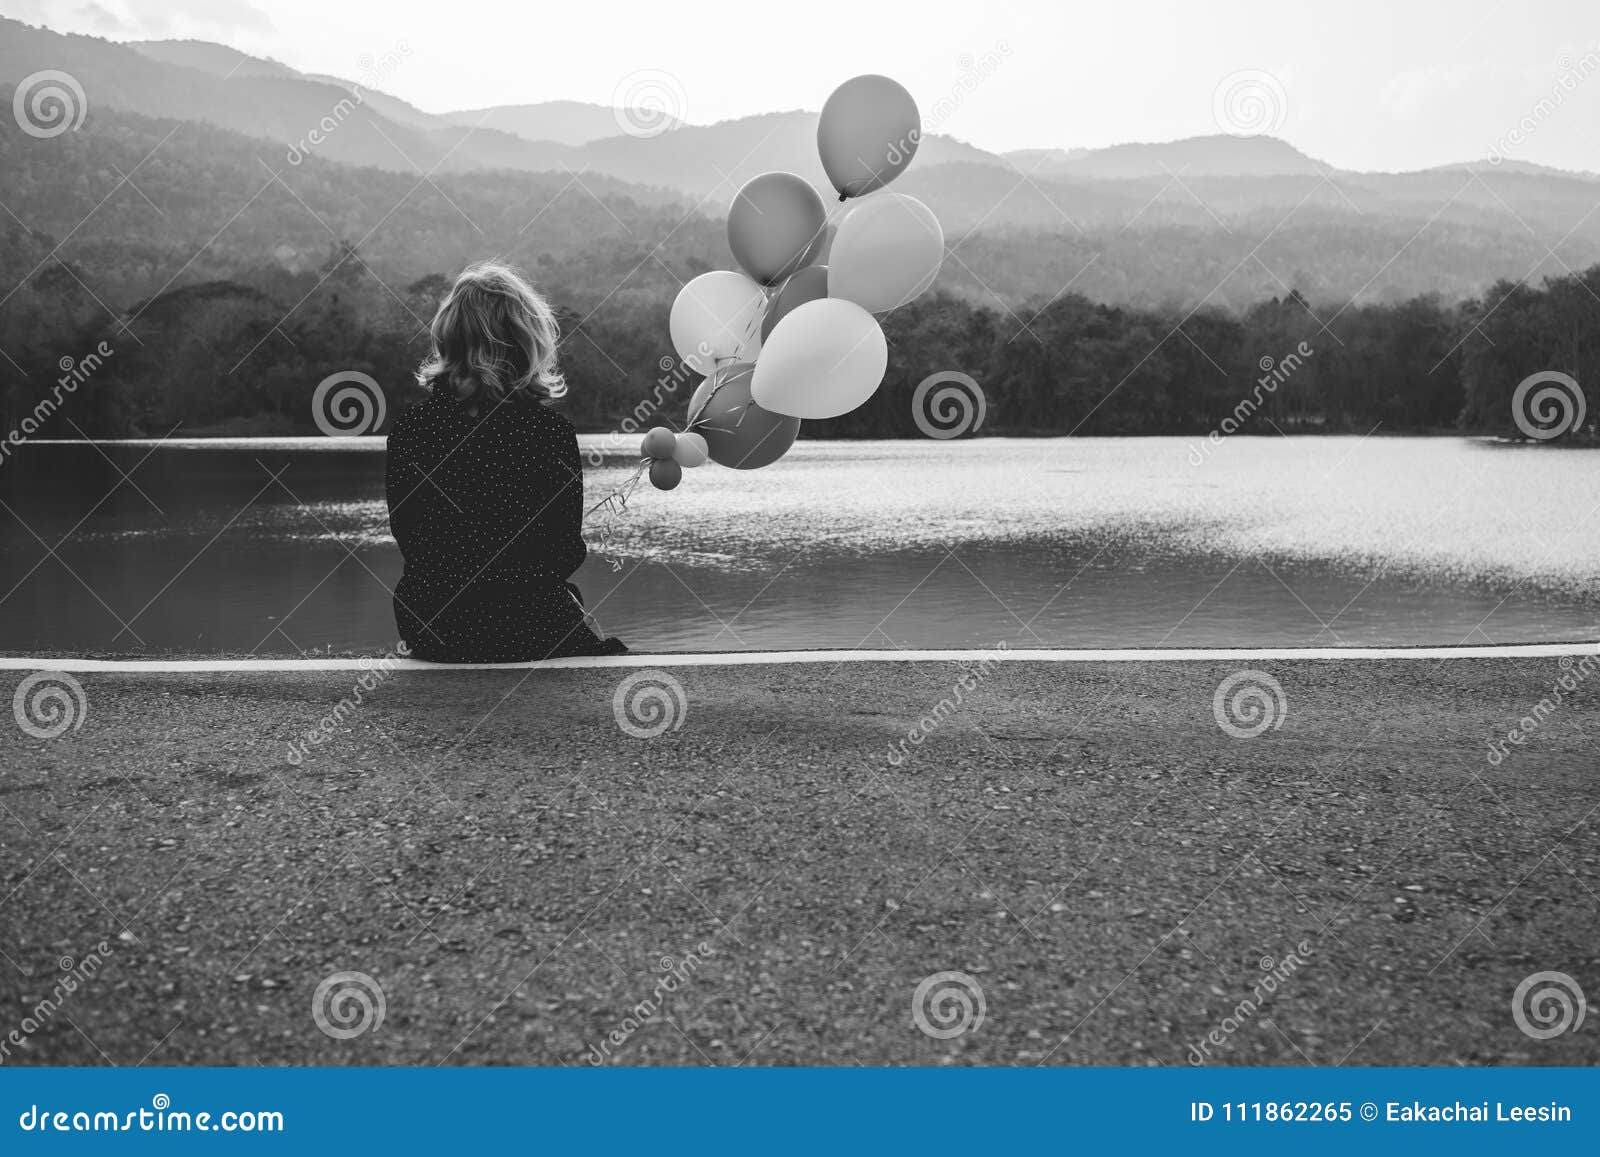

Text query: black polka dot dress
(385, 393), (626, 661)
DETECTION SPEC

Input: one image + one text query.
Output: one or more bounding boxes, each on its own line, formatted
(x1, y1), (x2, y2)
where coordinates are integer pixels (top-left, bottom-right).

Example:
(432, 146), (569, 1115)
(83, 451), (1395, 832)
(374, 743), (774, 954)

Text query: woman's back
(387, 394), (586, 584)
(383, 261), (622, 662)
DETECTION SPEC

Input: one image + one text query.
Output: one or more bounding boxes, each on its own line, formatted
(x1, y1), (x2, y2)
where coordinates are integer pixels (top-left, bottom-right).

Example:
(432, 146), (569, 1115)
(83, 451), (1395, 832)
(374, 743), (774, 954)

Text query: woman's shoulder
(389, 393), (444, 442)
(389, 393), (574, 443)
(509, 399), (577, 438)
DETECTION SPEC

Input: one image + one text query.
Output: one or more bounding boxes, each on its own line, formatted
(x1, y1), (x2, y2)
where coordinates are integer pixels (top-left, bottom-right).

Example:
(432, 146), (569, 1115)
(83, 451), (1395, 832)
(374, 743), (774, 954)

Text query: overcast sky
(5, 0), (1599, 172)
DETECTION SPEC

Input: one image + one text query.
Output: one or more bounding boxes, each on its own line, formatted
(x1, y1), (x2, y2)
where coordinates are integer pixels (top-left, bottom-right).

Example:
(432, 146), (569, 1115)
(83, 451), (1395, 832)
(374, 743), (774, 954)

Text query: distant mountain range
(4, 14), (1600, 312)
(1006, 135), (1328, 179)
(435, 102), (678, 147)
(126, 39), (670, 147)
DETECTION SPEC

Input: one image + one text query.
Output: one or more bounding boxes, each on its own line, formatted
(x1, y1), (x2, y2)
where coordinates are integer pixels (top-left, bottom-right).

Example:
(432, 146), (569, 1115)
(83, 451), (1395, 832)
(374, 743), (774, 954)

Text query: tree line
(2, 239), (1596, 442)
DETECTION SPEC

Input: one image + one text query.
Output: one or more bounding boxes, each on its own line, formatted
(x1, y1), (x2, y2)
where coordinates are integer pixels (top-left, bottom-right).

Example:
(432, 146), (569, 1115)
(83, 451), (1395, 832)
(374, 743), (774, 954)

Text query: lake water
(1, 436), (1597, 655)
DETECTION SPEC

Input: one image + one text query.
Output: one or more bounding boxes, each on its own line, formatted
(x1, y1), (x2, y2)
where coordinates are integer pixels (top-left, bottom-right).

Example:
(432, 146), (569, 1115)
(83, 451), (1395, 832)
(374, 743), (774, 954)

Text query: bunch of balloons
(647, 73), (943, 488)
(637, 425), (708, 491)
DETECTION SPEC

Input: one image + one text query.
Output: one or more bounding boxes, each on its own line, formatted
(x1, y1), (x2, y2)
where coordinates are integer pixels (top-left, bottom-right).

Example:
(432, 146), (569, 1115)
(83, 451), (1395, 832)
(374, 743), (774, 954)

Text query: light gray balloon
(817, 74), (921, 200)
(828, 192), (943, 313)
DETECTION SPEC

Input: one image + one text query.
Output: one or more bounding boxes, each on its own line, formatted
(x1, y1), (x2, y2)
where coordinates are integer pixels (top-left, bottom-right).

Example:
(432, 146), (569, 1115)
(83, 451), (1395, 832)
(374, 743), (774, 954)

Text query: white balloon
(671, 430), (709, 468)
(669, 271), (766, 374)
(751, 298), (888, 420)
(829, 192), (944, 313)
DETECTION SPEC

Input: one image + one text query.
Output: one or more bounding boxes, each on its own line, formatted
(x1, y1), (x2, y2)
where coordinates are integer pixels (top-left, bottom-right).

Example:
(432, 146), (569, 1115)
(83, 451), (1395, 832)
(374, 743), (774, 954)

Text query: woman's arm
(543, 424), (590, 578)
(384, 424), (424, 557)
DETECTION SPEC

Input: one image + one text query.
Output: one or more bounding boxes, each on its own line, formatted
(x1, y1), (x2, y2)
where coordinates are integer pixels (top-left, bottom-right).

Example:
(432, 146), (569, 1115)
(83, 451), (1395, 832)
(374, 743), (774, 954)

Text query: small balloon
(829, 192), (943, 313)
(728, 172), (828, 285)
(649, 458), (683, 491)
(691, 362), (800, 470)
(751, 298), (888, 420)
(671, 430), (709, 468)
(760, 265), (829, 343)
(817, 74), (921, 199)
(640, 426), (677, 460)
(669, 270), (766, 373)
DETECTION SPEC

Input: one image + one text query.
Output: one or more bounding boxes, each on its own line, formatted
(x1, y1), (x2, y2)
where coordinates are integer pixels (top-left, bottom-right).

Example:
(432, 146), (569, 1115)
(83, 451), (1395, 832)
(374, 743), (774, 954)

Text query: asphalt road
(1, 658), (1597, 1066)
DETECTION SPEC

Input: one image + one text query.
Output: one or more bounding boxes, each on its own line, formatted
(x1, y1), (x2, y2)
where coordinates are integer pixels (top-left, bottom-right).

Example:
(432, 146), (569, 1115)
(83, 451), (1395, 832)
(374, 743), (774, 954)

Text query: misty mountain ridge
(17, 20), (1600, 183)
(113, 31), (1600, 185)
(126, 37), (664, 146)
(436, 102), (681, 146)
(1006, 135), (1327, 179)
(129, 39), (299, 81)
(5, 16), (1600, 315)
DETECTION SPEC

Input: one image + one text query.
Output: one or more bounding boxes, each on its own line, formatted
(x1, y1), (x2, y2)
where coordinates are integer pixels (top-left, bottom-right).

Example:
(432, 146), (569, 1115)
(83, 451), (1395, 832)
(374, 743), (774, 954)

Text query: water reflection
(2, 437), (1596, 653)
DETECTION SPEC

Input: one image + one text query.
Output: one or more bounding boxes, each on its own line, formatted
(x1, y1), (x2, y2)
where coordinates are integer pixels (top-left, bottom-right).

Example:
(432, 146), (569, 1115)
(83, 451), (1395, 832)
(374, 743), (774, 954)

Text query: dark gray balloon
(760, 265), (829, 342)
(689, 362), (800, 470)
(727, 171), (827, 285)
(817, 74), (921, 199)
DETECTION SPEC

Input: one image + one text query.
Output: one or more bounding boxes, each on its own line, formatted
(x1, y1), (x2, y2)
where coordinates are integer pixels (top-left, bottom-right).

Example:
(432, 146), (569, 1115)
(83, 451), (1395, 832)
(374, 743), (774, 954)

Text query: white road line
(0, 643), (1592, 673)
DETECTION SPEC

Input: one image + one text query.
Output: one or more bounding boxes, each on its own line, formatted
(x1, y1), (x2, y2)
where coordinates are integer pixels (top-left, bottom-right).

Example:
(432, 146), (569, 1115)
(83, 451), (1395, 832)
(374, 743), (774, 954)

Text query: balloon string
(584, 457), (650, 571)
(689, 361), (734, 427)
(585, 458), (648, 520)
(796, 199), (846, 276)
(731, 290), (771, 361)
(806, 199), (845, 260)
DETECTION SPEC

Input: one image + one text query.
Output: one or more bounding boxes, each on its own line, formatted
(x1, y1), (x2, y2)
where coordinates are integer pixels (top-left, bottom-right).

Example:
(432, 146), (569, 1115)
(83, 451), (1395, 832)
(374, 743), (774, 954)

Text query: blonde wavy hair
(416, 261), (566, 405)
